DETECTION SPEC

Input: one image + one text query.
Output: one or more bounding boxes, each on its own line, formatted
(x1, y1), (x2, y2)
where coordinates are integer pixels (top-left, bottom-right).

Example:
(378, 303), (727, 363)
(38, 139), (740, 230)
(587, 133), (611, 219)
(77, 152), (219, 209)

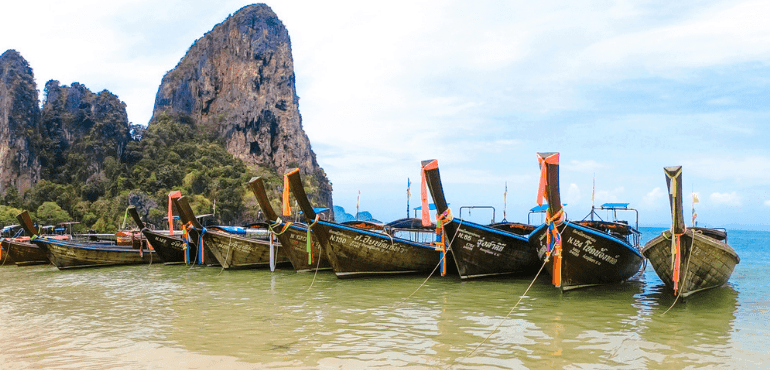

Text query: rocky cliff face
(152, 4), (333, 207)
(39, 81), (131, 183)
(0, 50), (41, 195)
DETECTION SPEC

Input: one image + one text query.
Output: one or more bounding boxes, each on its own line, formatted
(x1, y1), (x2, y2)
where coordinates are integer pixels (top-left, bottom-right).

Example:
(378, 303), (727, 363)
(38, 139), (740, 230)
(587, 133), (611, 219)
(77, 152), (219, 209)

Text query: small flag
(503, 182), (508, 221)
(407, 178), (411, 200)
(504, 182), (508, 203)
(692, 193), (699, 204)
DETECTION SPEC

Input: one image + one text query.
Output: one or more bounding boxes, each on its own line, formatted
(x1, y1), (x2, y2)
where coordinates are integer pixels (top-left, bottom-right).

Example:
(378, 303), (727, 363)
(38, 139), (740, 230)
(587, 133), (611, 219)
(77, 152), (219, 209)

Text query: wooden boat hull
(1, 242), (16, 265)
(142, 229), (188, 264)
(31, 238), (155, 270)
(202, 231), (291, 270)
(272, 224), (332, 272)
(444, 220), (539, 279)
(642, 229), (739, 298)
(317, 222), (442, 278)
(2, 239), (48, 266)
(529, 222), (644, 290)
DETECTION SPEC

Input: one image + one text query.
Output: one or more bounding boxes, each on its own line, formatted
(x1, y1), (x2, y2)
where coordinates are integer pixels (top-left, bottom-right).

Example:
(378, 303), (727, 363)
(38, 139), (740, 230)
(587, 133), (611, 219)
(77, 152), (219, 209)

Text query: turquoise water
(1, 227), (768, 369)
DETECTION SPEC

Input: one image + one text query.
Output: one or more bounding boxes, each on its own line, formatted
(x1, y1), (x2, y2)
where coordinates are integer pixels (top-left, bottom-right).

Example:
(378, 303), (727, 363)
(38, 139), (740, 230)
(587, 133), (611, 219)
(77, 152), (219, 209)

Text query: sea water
(1, 227), (768, 369)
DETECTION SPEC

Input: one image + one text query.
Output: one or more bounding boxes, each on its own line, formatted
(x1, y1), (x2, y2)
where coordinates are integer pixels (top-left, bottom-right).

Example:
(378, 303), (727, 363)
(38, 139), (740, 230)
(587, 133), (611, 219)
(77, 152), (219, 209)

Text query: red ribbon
(421, 160), (438, 227)
(536, 153), (559, 206)
(283, 169), (299, 217)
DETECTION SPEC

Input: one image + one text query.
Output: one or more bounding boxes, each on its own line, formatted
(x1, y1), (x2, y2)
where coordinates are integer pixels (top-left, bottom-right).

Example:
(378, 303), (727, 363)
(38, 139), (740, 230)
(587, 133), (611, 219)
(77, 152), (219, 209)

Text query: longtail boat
(285, 168), (445, 278)
(420, 159), (539, 279)
(528, 152), (644, 290)
(127, 206), (187, 264)
(641, 166), (740, 298)
(16, 211), (154, 270)
(175, 196), (289, 270)
(171, 197), (219, 266)
(248, 177), (331, 272)
(2, 237), (49, 266)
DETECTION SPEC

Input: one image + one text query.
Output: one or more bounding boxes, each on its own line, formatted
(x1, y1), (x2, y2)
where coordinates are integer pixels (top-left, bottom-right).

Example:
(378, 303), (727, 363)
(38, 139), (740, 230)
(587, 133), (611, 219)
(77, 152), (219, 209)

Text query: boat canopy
(211, 225), (246, 234)
(386, 218), (435, 230)
(341, 220), (385, 230)
(1, 224), (19, 233)
(413, 204), (438, 211)
(600, 203), (630, 210)
(529, 203), (567, 213)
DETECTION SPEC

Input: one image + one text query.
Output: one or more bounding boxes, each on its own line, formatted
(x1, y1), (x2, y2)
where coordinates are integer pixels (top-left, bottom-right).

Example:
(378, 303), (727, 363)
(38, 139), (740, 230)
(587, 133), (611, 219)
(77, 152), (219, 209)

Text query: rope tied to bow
(434, 208), (453, 276)
(306, 214), (320, 265)
(536, 152), (565, 287)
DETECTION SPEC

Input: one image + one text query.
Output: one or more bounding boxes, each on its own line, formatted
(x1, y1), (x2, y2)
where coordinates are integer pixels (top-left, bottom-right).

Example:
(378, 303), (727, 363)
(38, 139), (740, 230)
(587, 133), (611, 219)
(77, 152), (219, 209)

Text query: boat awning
(386, 218), (435, 230)
(1, 224), (19, 233)
(529, 204), (566, 212)
(341, 220), (385, 230)
(210, 225), (246, 234)
(414, 203), (445, 211)
(299, 207), (330, 216)
(600, 203), (630, 209)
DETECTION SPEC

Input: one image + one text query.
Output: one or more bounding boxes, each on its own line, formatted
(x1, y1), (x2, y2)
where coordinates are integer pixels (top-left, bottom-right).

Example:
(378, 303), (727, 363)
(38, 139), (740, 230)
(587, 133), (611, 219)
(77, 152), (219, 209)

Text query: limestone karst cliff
(39, 80), (131, 184)
(152, 4), (333, 208)
(0, 49), (41, 195)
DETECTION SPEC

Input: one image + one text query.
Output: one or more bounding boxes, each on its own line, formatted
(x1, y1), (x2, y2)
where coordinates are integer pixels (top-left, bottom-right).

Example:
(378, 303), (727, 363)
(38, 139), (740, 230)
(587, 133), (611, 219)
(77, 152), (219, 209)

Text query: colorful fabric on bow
(536, 153), (559, 207)
(435, 208), (453, 276)
(545, 209), (564, 253)
(283, 170), (298, 217)
(672, 232), (683, 294)
(196, 226), (206, 264)
(536, 152), (563, 287)
(421, 160), (438, 227)
(181, 221), (192, 264)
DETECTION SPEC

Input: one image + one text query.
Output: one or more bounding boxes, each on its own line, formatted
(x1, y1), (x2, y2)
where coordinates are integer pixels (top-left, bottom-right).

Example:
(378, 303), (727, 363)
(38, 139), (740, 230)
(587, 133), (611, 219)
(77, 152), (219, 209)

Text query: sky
(2, 0), (769, 229)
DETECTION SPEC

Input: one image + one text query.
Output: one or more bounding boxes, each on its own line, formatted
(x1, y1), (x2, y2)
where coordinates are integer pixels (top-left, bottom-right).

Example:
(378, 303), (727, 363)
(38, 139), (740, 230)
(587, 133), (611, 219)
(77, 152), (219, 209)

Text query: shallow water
(1, 227), (768, 369)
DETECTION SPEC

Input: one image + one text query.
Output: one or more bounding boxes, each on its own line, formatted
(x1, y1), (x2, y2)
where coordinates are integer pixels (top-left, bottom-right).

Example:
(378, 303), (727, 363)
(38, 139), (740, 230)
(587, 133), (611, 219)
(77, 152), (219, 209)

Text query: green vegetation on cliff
(1, 113), (296, 232)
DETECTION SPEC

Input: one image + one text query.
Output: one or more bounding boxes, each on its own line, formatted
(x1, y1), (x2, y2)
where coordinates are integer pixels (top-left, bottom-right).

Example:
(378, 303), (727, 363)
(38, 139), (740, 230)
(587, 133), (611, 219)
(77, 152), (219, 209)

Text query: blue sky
(2, 1), (769, 229)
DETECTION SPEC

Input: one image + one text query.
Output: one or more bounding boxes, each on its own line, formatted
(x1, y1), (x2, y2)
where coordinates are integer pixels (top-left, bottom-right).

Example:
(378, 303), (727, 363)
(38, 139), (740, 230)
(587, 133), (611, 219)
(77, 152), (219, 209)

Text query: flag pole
(406, 178), (411, 219)
(502, 181), (508, 222)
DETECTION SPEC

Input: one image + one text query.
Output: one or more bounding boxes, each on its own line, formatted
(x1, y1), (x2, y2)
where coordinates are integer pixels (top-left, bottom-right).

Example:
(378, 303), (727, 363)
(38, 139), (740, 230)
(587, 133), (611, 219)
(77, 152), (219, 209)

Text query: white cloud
(592, 187), (626, 206)
(642, 187), (667, 206)
(685, 155), (770, 185)
(764, 200), (770, 207)
(580, 1), (770, 76)
(565, 183), (581, 205)
(568, 160), (608, 174)
(709, 192), (742, 206)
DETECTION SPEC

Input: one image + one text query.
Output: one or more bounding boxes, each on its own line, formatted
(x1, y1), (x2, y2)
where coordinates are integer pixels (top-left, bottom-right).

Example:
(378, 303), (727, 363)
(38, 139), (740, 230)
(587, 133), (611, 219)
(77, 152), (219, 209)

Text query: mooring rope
(187, 228), (200, 270)
(392, 218), (464, 309)
(218, 234), (235, 275)
(459, 253), (551, 362)
(662, 231), (694, 315)
(303, 239), (325, 293)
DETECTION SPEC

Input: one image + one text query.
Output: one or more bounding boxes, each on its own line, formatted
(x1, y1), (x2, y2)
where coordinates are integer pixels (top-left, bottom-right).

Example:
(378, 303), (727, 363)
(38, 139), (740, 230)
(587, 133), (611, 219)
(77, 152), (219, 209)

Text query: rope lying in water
(458, 253), (551, 363)
(392, 218), (464, 309)
(303, 239), (325, 293)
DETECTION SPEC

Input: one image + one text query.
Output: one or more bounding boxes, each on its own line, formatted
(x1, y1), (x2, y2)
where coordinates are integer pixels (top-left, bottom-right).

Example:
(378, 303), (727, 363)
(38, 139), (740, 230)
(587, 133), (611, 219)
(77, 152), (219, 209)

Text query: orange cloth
(168, 190), (182, 234)
(536, 153), (559, 206)
(420, 160), (438, 227)
(283, 169), (299, 217)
